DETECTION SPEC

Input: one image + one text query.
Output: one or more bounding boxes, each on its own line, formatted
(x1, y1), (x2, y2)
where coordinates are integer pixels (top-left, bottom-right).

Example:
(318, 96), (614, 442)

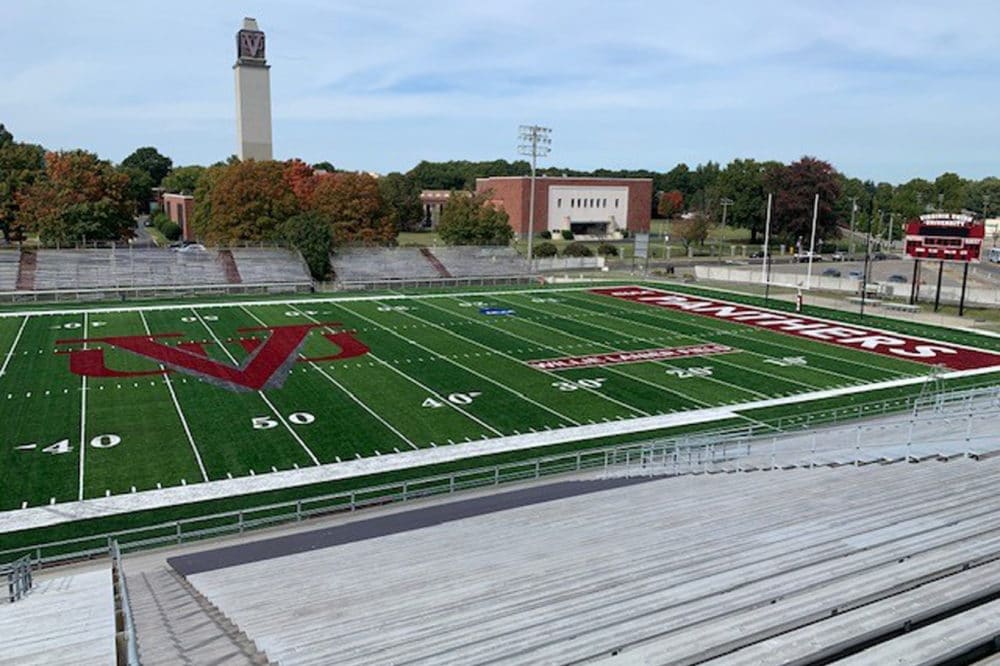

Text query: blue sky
(3, 1), (998, 183)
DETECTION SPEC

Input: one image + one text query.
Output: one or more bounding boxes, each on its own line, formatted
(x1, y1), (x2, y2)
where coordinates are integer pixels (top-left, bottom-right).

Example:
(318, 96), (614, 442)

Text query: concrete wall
(234, 64), (273, 161)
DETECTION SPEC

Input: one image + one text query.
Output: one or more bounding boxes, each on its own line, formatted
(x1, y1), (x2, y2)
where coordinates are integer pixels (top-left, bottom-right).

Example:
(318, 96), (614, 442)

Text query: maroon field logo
(57, 323), (369, 392)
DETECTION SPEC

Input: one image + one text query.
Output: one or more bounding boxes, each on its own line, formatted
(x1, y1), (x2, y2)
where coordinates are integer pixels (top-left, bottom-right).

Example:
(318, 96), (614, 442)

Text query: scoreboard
(904, 213), (985, 262)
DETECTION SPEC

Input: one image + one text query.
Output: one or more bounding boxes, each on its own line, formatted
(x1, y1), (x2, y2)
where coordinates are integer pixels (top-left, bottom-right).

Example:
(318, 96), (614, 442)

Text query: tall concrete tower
(234, 17), (273, 161)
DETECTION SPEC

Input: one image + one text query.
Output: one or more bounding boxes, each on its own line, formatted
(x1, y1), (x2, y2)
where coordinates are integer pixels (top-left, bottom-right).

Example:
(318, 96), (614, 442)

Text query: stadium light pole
(762, 193), (773, 304)
(518, 125), (552, 265)
(805, 193), (819, 289)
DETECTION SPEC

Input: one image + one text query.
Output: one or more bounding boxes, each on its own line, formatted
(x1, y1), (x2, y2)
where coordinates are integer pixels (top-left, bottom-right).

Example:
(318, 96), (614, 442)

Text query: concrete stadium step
(218, 249), (243, 284)
(128, 565), (269, 666)
(0, 568), (115, 665)
(183, 458), (1000, 664)
(419, 247), (453, 277)
(15, 249), (36, 290)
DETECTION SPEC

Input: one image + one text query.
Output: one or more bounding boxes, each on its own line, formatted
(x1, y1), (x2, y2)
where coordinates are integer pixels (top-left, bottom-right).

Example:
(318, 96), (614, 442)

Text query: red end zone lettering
(527, 343), (734, 370)
(590, 286), (1000, 372)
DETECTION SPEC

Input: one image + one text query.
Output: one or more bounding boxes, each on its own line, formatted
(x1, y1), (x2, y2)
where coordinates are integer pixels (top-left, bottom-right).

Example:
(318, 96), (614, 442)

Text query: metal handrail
(110, 540), (140, 666)
(3, 554), (33, 603)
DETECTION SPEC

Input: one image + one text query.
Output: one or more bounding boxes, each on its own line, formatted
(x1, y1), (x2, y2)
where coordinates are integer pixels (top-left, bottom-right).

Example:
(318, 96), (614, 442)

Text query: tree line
(2, 121), (997, 263)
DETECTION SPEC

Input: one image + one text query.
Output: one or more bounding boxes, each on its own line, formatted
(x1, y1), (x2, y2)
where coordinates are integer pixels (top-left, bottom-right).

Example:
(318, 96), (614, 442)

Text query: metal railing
(3, 554), (33, 603)
(1, 382), (997, 568)
(110, 540), (140, 666)
(0, 281), (312, 304)
(326, 275), (539, 292)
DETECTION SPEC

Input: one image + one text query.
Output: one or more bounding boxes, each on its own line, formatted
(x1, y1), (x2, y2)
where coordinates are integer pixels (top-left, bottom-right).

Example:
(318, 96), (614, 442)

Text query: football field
(1, 283), (998, 513)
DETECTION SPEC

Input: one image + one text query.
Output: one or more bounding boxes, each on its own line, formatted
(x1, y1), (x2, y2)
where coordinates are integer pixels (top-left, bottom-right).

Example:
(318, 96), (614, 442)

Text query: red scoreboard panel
(904, 213), (985, 262)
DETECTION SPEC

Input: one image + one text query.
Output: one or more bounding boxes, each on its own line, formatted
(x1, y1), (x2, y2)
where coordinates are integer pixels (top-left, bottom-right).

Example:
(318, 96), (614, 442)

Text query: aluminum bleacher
(430, 245), (531, 277)
(229, 247), (311, 285)
(180, 456), (1000, 665)
(331, 247), (443, 282)
(32, 248), (229, 290)
(0, 250), (18, 291)
(0, 568), (115, 665)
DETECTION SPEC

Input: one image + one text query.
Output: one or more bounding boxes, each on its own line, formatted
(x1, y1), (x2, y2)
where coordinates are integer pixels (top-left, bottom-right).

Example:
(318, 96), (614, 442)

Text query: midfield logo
(57, 323), (368, 393)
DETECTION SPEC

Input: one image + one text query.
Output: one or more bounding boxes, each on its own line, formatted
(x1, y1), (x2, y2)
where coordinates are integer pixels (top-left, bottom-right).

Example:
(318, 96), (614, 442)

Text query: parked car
(887, 274), (907, 283)
(177, 243), (207, 253)
(821, 268), (841, 278)
(873, 252), (888, 260)
(748, 250), (766, 259)
(795, 251), (822, 263)
(848, 270), (864, 280)
(830, 251), (847, 261)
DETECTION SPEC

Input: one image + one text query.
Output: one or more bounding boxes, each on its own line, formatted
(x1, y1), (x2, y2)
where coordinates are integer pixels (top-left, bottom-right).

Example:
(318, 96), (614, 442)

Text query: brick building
(162, 193), (195, 241)
(475, 176), (652, 238)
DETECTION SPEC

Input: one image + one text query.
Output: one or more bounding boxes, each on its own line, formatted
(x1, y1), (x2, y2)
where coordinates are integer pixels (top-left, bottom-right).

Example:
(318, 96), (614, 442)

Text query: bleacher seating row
(331, 246), (532, 283)
(0, 251), (18, 291)
(0, 248), (312, 292)
(183, 456), (1000, 664)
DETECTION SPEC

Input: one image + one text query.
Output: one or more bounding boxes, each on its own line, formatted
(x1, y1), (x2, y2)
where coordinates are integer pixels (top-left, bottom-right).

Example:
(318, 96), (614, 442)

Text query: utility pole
(717, 197), (733, 258)
(805, 193), (819, 289)
(518, 125), (552, 265)
(849, 197), (857, 257)
(763, 193), (773, 304)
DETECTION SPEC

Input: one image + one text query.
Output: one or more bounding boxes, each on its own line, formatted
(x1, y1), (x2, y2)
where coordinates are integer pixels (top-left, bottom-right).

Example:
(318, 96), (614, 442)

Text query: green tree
(532, 241), (558, 257)
(121, 146), (173, 186)
(964, 177), (1000, 217)
(562, 241), (593, 257)
(437, 190), (513, 245)
(0, 124), (45, 242)
(161, 165), (206, 194)
(378, 172), (422, 232)
(281, 211), (333, 280)
(312, 161), (336, 172)
(672, 214), (711, 249)
(934, 172), (967, 212)
(193, 160), (299, 243)
(118, 166), (153, 214)
(709, 159), (770, 243)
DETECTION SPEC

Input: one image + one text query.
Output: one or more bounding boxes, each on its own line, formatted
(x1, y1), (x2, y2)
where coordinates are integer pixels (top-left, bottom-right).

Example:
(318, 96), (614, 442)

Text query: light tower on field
(518, 125), (552, 263)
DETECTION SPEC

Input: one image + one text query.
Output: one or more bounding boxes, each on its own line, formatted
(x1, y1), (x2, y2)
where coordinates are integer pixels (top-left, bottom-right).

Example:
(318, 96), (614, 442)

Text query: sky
(3, 1), (998, 184)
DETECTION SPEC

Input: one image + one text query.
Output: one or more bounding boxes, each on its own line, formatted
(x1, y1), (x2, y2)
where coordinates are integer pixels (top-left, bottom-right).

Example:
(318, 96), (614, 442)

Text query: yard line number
(552, 378), (607, 391)
(251, 411), (316, 430)
(422, 392), (482, 408)
(665, 366), (714, 379)
(16, 434), (121, 455)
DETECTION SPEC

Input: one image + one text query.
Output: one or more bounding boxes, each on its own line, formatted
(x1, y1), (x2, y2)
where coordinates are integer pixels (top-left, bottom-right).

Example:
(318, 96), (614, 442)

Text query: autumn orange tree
(17, 150), (134, 244)
(311, 172), (395, 245)
(192, 160), (300, 243)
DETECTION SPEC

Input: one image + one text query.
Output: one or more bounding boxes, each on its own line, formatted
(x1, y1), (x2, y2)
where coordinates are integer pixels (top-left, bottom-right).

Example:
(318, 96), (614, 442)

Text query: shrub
(161, 221), (182, 241)
(539, 230), (552, 239)
(152, 211), (170, 231)
(620, 229), (629, 238)
(532, 241), (558, 258)
(562, 241), (593, 257)
(561, 229), (574, 241)
(597, 242), (619, 257)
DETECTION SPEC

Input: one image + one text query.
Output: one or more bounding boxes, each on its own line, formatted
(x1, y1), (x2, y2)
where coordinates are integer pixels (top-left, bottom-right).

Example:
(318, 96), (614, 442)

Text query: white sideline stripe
(0, 282), (994, 357)
(416, 298), (667, 413)
(0, 314), (29, 377)
(4, 365), (996, 534)
(139, 311), (209, 482)
(77, 312), (88, 501)
(247, 304), (418, 451)
(333, 301), (583, 426)
(191, 308), (321, 467)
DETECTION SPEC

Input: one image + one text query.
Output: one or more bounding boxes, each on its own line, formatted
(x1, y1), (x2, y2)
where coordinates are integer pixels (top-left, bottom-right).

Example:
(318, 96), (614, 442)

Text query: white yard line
(77, 312), (88, 501)
(564, 291), (913, 380)
(245, 305), (419, 451)
(190, 308), (321, 466)
(0, 315), (29, 377)
(332, 301), (586, 425)
(6, 365), (998, 533)
(418, 297), (706, 409)
(139, 311), (209, 482)
(496, 294), (822, 394)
